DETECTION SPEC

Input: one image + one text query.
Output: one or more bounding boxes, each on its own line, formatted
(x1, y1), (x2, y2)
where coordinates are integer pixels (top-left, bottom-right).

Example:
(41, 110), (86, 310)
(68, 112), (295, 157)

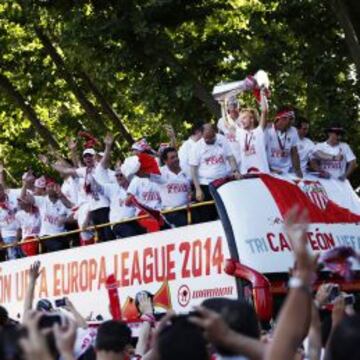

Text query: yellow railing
(0, 200), (216, 252)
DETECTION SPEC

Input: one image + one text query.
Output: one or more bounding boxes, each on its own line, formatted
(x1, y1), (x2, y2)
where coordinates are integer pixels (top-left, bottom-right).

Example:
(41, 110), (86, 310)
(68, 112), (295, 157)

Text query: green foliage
(0, 0), (359, 185)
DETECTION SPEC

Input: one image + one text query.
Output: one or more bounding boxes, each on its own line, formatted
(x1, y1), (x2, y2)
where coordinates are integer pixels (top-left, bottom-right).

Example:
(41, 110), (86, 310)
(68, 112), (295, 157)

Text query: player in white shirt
(156, 147), (191, 227)
(21, 176), (73, 252)
(41, 148), (114, 241)
(217, 96), (242, 168)
(0, 165), (21, 259)
(311, 124), (357, 180)
(189, 123), (240, 221)
(294, 117), (316, 174)
(236, 89), (269, 174)
(265, 108), (303, 178)
(178, 123), (203, 177)
(15, 193), (41, 257)
(127, 176), (162, 212)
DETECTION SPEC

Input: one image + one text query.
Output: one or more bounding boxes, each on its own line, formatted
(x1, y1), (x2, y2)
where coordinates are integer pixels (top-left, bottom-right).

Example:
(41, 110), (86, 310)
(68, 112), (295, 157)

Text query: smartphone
(328, 285), (340, 303)
(55, 298), (66, 307)
(38, 314), (63, 329)
(344, 294), (355, 306)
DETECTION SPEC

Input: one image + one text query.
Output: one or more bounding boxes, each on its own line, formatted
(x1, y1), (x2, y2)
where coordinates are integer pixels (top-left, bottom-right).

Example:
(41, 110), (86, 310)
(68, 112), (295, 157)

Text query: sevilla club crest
(295, 180), (329, 210)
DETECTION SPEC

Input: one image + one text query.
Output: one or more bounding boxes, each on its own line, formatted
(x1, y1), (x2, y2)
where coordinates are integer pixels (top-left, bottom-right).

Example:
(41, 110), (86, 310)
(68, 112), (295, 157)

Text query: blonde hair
(239, 108), (260, 126)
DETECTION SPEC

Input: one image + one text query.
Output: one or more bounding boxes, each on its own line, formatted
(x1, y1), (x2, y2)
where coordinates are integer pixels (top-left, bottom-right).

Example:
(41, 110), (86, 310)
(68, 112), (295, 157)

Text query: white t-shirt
(34, 196), (70, 236)
(94, 165), (116, 184)
(312, 141), (356, 178)
(217, 117), (242, 167)
(297, 137), (315, 173)
(236, 126), (269, 174)
(75, 166), (109, 210)
(265, 125), (299, 173)
(156, 166), (191, 209)
(101, 183), (135, 223)
(61, 176), (79, 206)
(0, 189), (21, 238)
(189, 135), (232, 185)
(127, 176), (162, 211)
(15, 209), (41, 238)
(178, 137), (198, 177)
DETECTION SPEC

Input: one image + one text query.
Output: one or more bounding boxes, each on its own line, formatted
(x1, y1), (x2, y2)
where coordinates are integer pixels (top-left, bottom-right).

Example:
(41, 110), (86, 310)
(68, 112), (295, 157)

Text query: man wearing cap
(265, 108), (303, 178)
(21, 176), (73, 252)
(311, 124), (357, 181)
(217, 96), (242, 168)
(40, 147), (114, 242)
(94, 134), (143, 239)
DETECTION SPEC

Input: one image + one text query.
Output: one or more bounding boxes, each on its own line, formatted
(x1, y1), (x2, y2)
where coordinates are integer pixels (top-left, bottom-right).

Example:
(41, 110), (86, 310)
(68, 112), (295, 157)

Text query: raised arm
(0, 163), (5, 188)
(164, 124), (177, 149)
(100, 133), (114, 169)
(23, 261), (41, 317)
(259, 87), (269, 129)
(67, 138), (82, 168)
(190, 306), (266, 360)
(39, 154), (77, 177)
(63, 297), (88, 329)
(265, 206), (316, 360)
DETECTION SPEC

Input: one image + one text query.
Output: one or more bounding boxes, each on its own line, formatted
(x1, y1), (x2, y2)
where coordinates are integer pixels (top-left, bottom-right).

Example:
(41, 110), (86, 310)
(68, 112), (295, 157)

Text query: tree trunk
(34, 27), (107, 133)
(331, 0), (360, 75)
(78, 70), (134, 145)
(0, 73), (60, 149)
(161, 51), (221, 118)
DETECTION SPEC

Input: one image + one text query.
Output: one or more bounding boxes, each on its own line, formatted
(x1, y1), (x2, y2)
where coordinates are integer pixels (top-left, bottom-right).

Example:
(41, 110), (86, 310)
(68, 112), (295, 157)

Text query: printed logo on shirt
(204, 155), (225, 165)
(321, 159), (342, 170)
(142, 191), (161, 201)
(271, 148), (289, 158)
(166, 183), (189, 194)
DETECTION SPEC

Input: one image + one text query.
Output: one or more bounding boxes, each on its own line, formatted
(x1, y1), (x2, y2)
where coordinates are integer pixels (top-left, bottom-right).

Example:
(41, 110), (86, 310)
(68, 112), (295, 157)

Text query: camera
(54, 298), (66, 307)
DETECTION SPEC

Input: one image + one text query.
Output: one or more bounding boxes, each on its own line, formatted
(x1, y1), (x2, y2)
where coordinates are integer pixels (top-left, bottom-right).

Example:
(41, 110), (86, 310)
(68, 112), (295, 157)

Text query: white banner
(217, 177), (360, 273)
(0, 222), (237, 319)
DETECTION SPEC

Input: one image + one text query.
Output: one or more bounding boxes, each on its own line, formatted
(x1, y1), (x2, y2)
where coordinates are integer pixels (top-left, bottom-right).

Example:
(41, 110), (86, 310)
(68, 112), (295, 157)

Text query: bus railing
(0, 200), (216, 252)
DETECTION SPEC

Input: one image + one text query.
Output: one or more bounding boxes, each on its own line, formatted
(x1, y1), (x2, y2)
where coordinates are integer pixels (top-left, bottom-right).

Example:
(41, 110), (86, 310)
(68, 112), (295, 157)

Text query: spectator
(236, 88), (269, 174)
(178, 122), (203, 177)
(156, 315), (210, 360)
(95, 320), (132, 360)
(295, 117), (316, 174)
(265, 108), (303, 178)
(21, 178), (73, 253)
(311, 124), (357, 181)
(157, 147), (191, 227)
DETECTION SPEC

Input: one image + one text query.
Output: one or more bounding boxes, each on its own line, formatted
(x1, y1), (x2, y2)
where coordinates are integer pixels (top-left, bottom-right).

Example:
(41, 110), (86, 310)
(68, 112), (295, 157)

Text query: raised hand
(38, 154), (49, 166)
(164, 124), (175, 137)
(104, 133), (114, 147)
(138, 292), (154, 315)
(53, 319), (77, 360)
(67, 138), (77, 151)
(284, 205), (317, 283)
(29, 261), (41, 283)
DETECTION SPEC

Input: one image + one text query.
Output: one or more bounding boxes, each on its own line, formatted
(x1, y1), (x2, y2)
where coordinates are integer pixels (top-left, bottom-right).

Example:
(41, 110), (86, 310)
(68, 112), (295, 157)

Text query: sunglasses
(115, 173), (124, 178)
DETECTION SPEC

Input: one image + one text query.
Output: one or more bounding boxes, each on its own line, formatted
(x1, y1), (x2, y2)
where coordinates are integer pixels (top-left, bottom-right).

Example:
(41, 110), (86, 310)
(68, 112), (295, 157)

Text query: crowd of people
(0, 207), (359, 360)
(0, 88), (357, 260)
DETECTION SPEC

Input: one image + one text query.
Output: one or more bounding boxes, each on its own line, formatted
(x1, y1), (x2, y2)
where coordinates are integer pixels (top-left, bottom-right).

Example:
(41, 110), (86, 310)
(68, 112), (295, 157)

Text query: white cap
(121, 156), (140, 179)
(82, 148), (96, 156)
